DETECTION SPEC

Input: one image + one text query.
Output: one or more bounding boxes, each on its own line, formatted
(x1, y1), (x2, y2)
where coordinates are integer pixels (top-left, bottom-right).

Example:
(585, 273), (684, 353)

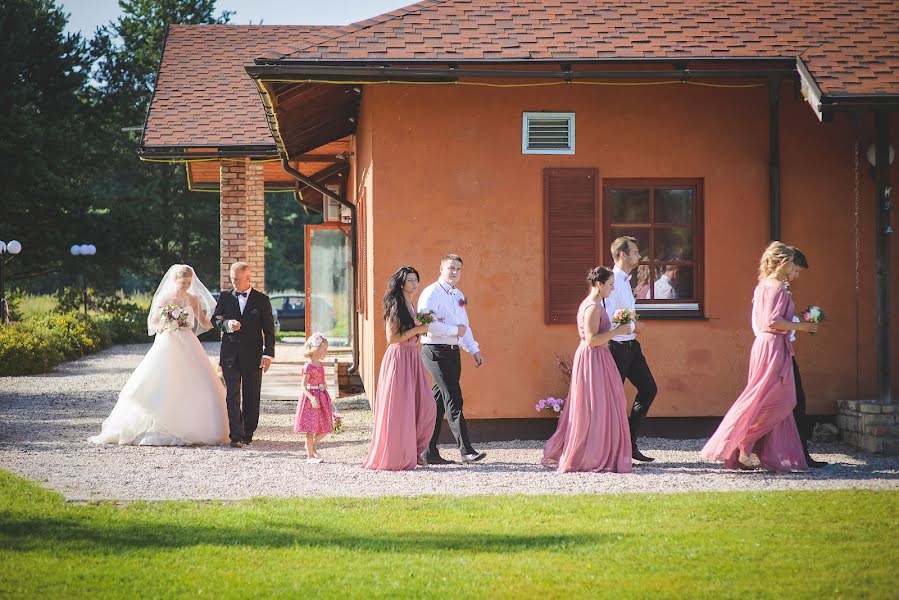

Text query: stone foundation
(836, 400), (899, 455)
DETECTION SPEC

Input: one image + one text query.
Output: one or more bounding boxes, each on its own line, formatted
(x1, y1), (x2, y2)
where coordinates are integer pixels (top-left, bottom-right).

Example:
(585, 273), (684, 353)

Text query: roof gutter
(246, 62), (796, 82)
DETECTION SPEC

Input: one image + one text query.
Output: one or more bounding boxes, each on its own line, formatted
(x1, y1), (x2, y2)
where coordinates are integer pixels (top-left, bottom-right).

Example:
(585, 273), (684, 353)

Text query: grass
(15, 293), (58, 319)
(0, 471), (896, 598)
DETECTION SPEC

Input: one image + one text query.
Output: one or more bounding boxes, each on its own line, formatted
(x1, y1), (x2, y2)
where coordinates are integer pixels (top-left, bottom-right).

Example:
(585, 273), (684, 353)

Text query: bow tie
(236, 291), (248, 298)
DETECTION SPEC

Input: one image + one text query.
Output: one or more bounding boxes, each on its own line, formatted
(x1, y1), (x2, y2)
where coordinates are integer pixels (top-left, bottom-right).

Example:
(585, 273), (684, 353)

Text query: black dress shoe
(805, 453), (828, 468)
(461, 451), (487, 464)
(229, 440), (243, 448)
(632, 448), (655, 462)
(424, 454), (457, 465)
(243, 437), (253, 445)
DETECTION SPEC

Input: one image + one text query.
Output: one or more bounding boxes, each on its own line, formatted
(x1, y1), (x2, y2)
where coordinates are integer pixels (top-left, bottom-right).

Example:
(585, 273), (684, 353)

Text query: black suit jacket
(212, 289), (275, 369)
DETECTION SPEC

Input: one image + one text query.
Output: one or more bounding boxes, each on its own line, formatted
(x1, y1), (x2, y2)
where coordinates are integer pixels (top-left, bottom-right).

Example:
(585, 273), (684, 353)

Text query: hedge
(0, 311), (149, 377)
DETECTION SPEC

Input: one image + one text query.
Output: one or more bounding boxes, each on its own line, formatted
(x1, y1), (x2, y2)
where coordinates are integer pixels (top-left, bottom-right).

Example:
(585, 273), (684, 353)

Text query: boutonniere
(458, 297), (468, 308)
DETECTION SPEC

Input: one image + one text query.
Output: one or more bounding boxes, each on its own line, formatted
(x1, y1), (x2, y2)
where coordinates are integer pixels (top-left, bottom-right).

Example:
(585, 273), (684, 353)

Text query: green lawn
(1, 470), (895, 598)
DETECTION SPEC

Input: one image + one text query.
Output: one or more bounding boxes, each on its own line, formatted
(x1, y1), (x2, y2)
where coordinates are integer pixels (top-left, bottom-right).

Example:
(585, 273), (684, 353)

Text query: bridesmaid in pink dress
(543, 266), (633, 473)
(363, 266), (437, 471)
(702, 242), (816, 472)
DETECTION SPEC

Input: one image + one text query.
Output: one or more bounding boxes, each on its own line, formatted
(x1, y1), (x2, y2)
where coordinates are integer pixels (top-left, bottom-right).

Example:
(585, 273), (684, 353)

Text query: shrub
(0, 324), (62, 376)
(20, 312), (106, 360)
(94, 313), (149, 345)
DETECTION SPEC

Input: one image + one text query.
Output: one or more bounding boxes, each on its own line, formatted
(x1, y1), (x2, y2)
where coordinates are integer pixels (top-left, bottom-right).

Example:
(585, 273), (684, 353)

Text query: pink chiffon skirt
(543, 342), (632, 473)
(363, 340), (436, 471)
(701, 333), (807, 472)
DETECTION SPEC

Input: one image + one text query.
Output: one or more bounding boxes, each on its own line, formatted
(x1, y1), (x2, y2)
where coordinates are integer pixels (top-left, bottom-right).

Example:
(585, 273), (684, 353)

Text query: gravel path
(1, 344), (897, 501)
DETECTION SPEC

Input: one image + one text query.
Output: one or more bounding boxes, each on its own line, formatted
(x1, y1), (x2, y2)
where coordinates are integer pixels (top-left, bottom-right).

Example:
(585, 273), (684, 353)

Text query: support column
(873, 112), (892, 404)
(768, 74), (782, 241)
(246, 161), (266, 292)
(219, 160), (265, 291)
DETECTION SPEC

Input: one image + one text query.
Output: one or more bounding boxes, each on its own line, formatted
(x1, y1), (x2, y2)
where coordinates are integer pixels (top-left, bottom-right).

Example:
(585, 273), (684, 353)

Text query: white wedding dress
(89, 266), (228, 446)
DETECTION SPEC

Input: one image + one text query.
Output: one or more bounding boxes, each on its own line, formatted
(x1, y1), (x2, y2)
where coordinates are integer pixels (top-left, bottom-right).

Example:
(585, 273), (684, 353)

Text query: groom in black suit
(212, 262), (276, 447)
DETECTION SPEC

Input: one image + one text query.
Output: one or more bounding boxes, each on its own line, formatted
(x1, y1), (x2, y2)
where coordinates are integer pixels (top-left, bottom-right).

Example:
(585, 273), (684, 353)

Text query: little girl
(294, 332), (334, 463)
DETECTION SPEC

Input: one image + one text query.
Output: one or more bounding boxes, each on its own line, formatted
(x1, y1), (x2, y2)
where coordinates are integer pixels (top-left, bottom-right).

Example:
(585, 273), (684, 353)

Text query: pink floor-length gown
(701, 282), (808, 471)
(542, 296), (633, 473)
(363, 331), (437, 471)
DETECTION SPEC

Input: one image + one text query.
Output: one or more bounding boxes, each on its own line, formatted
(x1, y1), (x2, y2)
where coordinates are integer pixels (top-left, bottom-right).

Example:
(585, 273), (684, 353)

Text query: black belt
(609, 339), (639, 347)
(428, 344), (459, 350)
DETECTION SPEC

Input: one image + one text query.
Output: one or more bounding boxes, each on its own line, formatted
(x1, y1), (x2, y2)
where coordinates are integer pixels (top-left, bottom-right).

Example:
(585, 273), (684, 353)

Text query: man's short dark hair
(790, 247), (809, 269)
(441, 253), (463, 265)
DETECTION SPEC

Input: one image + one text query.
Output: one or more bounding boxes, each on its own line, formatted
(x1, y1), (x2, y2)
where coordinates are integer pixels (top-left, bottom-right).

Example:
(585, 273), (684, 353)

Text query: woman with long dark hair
(363, 266), (437, 470)
(542, 266), (633, 473)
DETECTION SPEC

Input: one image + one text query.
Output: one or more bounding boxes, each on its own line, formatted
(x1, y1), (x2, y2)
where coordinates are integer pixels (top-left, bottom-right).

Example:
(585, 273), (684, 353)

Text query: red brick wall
(219, 160), (265, 291)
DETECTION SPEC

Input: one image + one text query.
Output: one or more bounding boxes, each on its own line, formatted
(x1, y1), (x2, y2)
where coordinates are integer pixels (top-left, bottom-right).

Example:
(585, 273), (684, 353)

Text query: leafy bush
(20, 312), (106, 360)
(0, 324), (62, 376)
(94, 313), (148, 344)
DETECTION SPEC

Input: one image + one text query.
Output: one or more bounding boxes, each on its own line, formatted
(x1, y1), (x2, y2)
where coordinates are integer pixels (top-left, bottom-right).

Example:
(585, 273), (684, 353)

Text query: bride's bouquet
(801, 305), (825, 335)
(159, 304), (192, 333)
(612, 308), (638, 327)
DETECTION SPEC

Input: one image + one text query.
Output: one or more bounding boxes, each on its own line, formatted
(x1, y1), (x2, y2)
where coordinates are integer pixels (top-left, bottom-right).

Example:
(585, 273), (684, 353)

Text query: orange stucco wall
(352, 79), (899, 418)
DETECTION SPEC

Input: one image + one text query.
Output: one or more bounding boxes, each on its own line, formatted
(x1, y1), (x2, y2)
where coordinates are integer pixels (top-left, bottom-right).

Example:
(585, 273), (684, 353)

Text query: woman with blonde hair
(701, 242), (816, 471)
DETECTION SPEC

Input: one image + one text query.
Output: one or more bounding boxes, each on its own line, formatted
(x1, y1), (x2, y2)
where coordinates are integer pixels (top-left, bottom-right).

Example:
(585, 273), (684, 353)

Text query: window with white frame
(522, 112), (575, 155)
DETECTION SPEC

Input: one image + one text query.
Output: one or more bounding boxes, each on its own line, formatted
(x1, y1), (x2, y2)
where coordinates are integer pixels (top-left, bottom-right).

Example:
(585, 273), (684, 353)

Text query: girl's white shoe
(307, 456), (323, 464)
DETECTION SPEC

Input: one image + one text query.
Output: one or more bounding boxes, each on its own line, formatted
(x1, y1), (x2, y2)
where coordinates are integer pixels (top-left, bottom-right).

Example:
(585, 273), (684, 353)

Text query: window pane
(610, 227), (649, 262)
(654, 189), (693, 224)
(653, 264), (693, 299)
(654, 227), (692, 261)
(610, 190), (649, 223)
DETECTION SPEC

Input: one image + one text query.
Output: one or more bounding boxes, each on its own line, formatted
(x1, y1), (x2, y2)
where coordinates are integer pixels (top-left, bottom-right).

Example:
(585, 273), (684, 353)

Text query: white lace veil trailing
(147, 264), (217, 336)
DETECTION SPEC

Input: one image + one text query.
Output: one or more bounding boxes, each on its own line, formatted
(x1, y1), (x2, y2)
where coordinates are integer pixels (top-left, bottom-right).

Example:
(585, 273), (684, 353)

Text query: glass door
(304, 224), (353, 348)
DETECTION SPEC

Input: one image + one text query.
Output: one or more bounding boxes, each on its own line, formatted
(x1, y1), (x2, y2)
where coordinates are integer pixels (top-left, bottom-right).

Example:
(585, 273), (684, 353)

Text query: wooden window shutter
(544, 168), (598, 324)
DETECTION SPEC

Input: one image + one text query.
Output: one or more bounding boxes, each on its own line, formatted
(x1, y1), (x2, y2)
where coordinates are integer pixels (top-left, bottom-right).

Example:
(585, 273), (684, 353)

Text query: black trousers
(608, 340), (658, 445)
(421, 344), (476, 456)
(222, 359), (263, 443)
(792, 357), (811, 452)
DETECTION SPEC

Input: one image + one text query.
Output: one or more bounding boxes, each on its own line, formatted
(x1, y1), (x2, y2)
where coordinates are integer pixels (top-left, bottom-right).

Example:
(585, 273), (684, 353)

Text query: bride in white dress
(89, 265), (229, 446)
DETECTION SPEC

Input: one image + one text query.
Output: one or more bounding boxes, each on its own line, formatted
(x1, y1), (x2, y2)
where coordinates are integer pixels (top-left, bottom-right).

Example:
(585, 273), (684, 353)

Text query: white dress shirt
(654, 274), (676, 299)
(226, 287), (252, 333)
(418, 279), (480, 354)
(605, 266), (636, 342)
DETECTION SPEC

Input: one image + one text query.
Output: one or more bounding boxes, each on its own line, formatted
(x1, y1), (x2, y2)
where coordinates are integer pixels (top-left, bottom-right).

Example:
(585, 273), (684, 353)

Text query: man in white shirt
(653, 265), (678, 299)
(605, 236), (657, 462)
(418, 254), (486, 465)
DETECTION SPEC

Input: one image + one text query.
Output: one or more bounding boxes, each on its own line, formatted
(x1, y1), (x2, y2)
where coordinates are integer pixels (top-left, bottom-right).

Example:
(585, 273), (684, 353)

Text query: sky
(60, 0), (415, 38)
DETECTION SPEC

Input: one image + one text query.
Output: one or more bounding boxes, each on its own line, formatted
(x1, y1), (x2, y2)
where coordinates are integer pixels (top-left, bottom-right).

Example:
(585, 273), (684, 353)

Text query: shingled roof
(140, 25), (335, 153)
(260, 0), (899, 97)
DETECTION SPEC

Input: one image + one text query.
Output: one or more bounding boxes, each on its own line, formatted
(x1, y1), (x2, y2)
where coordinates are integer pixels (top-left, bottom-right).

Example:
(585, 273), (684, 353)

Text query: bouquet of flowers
(416, 310), (437, 324)
(332, 412), (344, 434)
(611, 308), (639, 327)
(159, 304), (191, 333)
(536, 396), (565, 415)
(801, 305), (825, 334)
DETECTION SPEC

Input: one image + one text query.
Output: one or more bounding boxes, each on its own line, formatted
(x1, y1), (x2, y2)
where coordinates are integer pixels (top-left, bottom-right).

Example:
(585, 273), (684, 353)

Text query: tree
(265, 193), (323, 292)
(87, 0), (232, 291)
(0, 0), (101, 288)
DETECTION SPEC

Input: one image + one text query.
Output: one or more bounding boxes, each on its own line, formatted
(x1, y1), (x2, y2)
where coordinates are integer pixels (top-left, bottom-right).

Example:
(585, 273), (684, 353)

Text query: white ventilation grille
(522, 112), (575, 155)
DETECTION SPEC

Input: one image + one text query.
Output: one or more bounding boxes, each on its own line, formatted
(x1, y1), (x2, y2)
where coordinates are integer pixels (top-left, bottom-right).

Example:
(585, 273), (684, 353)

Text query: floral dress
(293, 362), (334, 434)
